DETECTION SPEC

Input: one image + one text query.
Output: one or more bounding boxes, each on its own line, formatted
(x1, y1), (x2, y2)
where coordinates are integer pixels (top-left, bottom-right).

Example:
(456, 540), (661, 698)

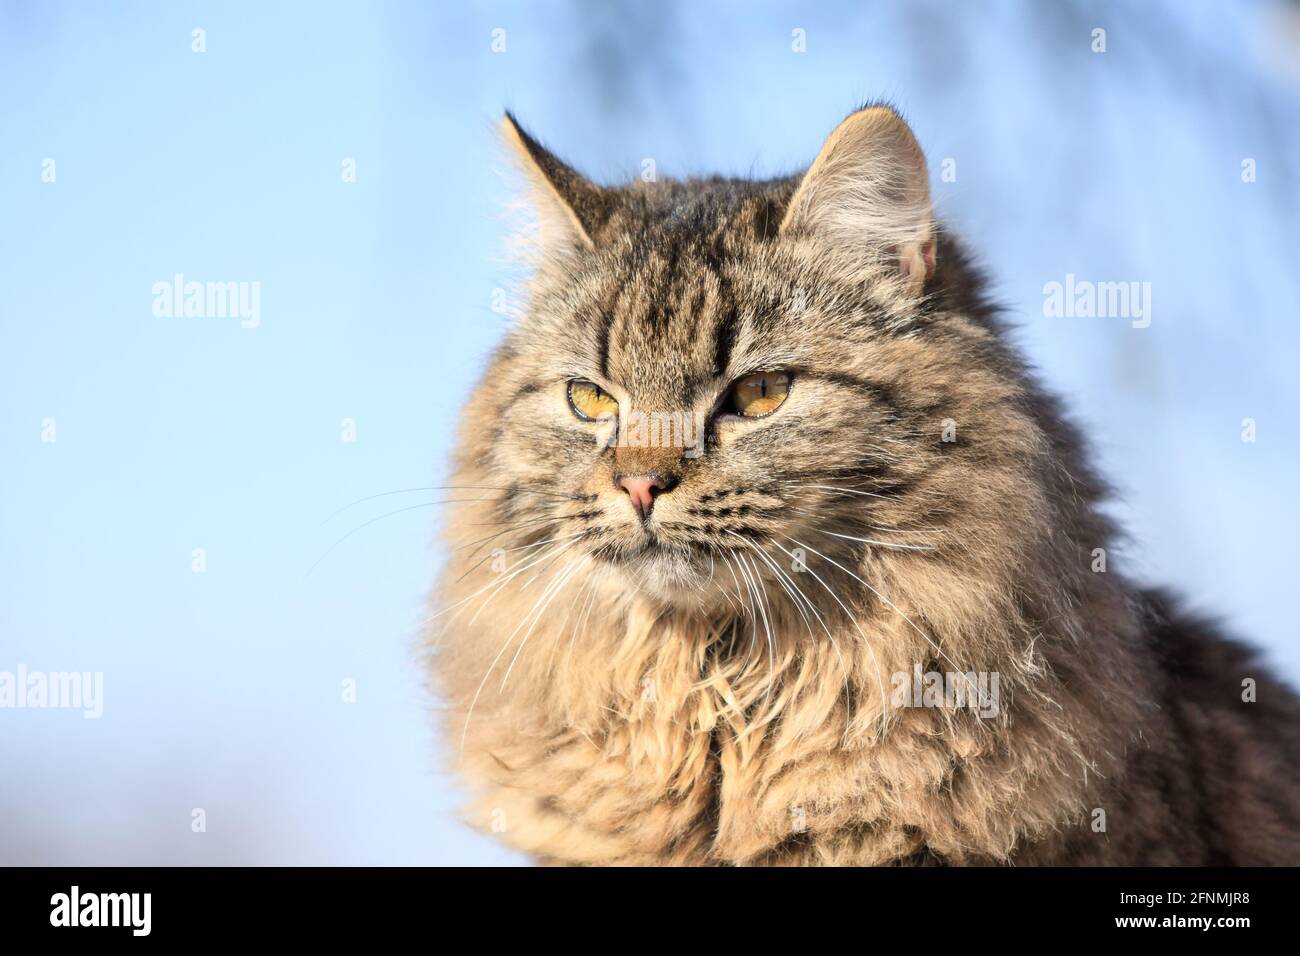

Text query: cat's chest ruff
(535, 607), (926, 864)
(468, 598), (1005, 865)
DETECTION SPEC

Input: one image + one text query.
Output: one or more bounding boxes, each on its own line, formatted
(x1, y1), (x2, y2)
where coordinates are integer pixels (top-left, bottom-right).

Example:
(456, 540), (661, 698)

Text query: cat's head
(466, 106), (1046, 610)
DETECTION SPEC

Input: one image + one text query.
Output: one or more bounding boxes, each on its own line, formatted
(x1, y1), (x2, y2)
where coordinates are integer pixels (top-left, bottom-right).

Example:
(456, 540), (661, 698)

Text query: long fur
(425, 107), (1300, 865)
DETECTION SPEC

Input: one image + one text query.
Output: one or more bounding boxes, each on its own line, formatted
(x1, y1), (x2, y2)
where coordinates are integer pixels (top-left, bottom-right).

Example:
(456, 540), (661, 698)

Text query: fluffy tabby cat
(427, 105), (1300, 865)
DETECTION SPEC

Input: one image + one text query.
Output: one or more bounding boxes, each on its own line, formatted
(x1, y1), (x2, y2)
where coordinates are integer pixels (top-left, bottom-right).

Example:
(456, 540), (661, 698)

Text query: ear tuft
(780, 105), (936, 293)
(500, 113), (606, 257)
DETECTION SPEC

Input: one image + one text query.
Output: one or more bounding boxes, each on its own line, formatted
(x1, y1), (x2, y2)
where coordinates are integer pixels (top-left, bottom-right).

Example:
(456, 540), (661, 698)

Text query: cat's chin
(597, 541), (724, 609)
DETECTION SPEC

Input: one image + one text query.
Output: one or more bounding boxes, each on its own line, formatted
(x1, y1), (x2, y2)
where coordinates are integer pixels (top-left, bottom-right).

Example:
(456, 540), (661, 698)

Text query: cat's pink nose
(616, 474), (673, 519)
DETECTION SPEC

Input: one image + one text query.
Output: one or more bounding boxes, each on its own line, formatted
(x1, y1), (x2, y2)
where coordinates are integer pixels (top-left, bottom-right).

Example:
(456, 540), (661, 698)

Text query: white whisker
(816, 528), (936, 552)
(784, 534), (980, 701)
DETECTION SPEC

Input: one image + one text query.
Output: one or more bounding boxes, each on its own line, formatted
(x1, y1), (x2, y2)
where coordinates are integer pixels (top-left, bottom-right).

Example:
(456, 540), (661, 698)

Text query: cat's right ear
(500, 113), (607, 258)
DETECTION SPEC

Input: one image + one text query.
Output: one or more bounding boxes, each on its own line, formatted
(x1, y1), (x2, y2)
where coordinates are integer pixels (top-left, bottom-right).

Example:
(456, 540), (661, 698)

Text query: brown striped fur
(426, 106), (1300, 865)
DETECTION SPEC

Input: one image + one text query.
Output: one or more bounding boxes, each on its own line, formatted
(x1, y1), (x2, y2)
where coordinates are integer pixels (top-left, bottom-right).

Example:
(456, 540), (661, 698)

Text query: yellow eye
(728, 370), (792, 417)
(567, 379), (619, 422)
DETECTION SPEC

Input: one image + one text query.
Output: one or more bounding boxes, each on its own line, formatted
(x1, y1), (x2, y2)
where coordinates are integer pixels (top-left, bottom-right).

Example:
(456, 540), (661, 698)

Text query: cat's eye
(567, 379), (619, 422)
(728, 371), (792, 417)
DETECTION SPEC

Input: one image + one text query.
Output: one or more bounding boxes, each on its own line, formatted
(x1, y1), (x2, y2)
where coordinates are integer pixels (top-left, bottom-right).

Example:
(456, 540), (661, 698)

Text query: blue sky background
(2, 0), (1297, 864)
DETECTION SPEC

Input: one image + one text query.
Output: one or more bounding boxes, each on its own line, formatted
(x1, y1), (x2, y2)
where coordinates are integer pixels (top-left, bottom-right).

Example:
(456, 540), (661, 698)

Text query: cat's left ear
(780, 105), (936, 294)
(500, 112), (609, 259)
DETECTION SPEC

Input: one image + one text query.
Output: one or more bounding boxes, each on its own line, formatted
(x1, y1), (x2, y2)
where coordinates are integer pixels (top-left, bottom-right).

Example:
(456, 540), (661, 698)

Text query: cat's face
(488, 246), (908, 603)
(468, 107), (1031, 608)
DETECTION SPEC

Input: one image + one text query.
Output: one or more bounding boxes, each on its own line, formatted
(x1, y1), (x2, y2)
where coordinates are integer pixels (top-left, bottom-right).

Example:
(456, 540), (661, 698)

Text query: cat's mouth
(592, 529), (701, 565)
(599, 535), (694, 563)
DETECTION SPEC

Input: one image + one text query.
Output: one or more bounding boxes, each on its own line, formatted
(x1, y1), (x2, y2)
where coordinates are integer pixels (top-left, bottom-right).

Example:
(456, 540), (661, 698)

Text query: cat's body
(428, 107), (1300, 865)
